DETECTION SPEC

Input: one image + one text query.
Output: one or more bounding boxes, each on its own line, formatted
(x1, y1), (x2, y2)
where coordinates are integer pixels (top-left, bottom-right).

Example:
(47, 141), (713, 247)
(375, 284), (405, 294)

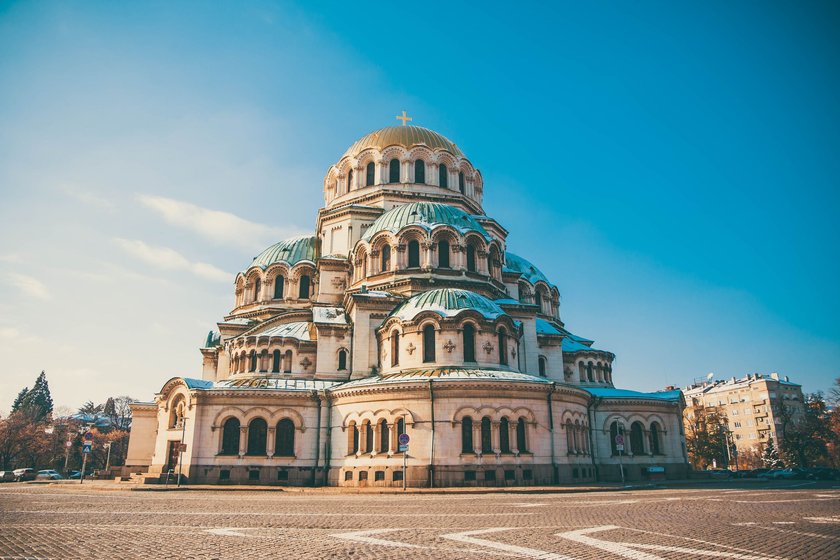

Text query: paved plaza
(0, 481), (838, 559)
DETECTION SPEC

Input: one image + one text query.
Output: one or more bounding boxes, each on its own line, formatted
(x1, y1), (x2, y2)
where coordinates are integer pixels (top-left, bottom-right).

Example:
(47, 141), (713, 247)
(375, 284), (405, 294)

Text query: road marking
(733, 522), (758, 526)
(4, 510), (535, 517)
(557, 526), (664, 560)
(741, 524), (840, 541)
(509, 503), (547, 508)
(804, 516), (840, 524)
(332, 529), (424, 549)
(442, 528), (576, 559)
(631, 543), (786, 559)
(205, 528), (252, 537)
(771, 522), (794, 525)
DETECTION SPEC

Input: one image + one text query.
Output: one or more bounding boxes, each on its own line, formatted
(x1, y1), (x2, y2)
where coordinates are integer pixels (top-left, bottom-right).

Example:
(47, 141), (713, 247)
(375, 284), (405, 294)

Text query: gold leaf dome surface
(342, 125), (464, 159)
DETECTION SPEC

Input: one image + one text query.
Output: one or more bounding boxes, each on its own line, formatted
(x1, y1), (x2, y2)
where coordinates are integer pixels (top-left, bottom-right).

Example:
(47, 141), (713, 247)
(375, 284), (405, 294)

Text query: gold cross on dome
(396, 110), (412, 126)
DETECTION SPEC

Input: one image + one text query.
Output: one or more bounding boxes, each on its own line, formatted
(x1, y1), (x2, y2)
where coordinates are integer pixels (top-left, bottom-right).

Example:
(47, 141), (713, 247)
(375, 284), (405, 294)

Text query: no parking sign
(398, 433), (410, 452)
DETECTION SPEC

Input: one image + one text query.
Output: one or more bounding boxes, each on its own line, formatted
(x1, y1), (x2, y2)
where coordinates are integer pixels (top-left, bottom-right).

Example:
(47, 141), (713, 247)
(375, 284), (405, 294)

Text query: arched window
(246, 418), (267, 456)
(338, 349), (347, 371)
(274, 276), (285, 299)
(438, 240), (450, 268)
(253, 278), (261, 302)
(499, 417), (510, 453)
(573, 420), (580, 452)
(630, 422), (645, 455)
(249, 350), (257, 372)
(365, 162), (375, 186)
(534, 290), (542, 311)
(650, 422), (662, 455)
(610, 421), (622, 455)
(538, 356), (547, 377)
(462, 324), (475, 362)
(380, 244), (391, 272)
(259, 349), (268, 372)
(364, 420), (374, 454)
(459, 171), (465, 194)
(346, 169), (353, 192)
(220, 417), (240, 455)
(284, 350), (292, 373)
(439, 164), (448, 188)
(378, 419), (389, 453)
(587, 362), (594, 382)
(169, 395), (185, 428)
(407, 240), (420, 268)
(275, 418), (295, 456)
(480, 416), (492, 453)
(414, 159), (425, 183)
(298, 275), (310, 299)
(466, 244), (476, 272)
(389, 158), (400, 183)
(497, 328), (508, 365)
(272, 350), (281, 373)
(517, 417), (528, 452)
(423, 324), (436, 363)
(566, 420), (574, 453)
(231, 355), (239, 374)
(239, 353), (246, 373)
(396, 417), (405, 438)
(461, 416), (473, 453)
(391, 331), (400, 367)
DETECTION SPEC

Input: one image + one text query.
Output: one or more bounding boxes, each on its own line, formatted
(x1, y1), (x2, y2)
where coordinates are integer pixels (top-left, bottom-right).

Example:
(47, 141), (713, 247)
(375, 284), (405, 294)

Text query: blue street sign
(82, 442), (92, 454)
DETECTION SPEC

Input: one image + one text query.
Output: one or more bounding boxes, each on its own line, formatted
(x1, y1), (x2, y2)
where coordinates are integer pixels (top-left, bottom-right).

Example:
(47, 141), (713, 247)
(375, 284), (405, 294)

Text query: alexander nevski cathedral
(125, 117), (689, 486)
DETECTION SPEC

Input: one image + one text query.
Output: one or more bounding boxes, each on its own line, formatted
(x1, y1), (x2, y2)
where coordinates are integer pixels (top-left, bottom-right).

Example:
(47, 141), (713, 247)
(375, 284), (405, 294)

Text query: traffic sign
(83, 431), (94, 441)
(398, 433), (409, 452)
(65, 440), (72, 448)
(82, 442), (92, 454)
(614, 434), (624, 446)
(178, 443), (188, 453)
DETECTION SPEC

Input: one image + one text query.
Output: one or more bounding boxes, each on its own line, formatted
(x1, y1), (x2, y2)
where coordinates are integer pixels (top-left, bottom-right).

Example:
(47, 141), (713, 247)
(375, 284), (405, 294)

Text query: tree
(11, 387), (28, 412)
(19, 371), (53, 422)
(77, 401), (103, 416)
(778, 392), (831, 468)
(685, 408), (730, 469)
(761, 436), (783, 469)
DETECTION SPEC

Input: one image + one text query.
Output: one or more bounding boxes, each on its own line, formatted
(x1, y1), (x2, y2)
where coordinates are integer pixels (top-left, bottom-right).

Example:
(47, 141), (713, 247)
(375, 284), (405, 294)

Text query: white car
(35, 469), (63, 480)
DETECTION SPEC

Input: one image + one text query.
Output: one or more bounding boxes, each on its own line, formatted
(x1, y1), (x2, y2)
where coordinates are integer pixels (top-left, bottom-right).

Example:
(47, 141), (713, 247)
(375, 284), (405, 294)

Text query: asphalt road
(0, 481), (838, 559)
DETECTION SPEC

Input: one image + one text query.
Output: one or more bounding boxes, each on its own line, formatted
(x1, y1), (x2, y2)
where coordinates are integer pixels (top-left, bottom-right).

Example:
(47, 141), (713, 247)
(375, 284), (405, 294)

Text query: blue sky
(0, 1), (837, 410)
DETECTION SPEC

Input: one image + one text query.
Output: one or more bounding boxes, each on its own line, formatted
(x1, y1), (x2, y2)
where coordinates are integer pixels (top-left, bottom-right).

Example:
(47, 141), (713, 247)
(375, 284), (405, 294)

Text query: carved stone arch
(264, 262), (291, 280)
(429, 225), (460, 244)
(244, 268), (264, 285)
(380, 145), (407, 162)
(235, 274), (246, 289)
(376, 316), (404, 336)
(159, 378), (193, 407)
(386, 407), (417, 426)
(269, 407), (307, 431)
(342, 411), (364, 429)
(413, 313), (443, 332)
(335, 156), (358, 177)
(602, 414), (629, 433)
(452, 406), (480, 423)
(242, 406), (274, 423)
(212, 406), (247, 428)
(355, 147), (382, 169)
(646, 414), (668, 431)
(397, 225), (430, 245)
(475, 405), (500, 420)
(625, 413), (649, 427)
(456, 315), (483, 332)
(407, 145), (434, 163)
(512, 407), (537, 424)
(368, 231), (397, 252)
(289, 263), (317, 281)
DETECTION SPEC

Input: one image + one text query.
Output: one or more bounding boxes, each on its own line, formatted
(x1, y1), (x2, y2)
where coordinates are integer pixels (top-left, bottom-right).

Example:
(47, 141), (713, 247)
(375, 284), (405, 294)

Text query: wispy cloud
(0, 326), (42, 344)
(0, 254), (22, 263)
(61, 185), (116, 210)
(5, 273), (51, 300)
(113, 238), (231, 282)
(137, 194), (300, 249)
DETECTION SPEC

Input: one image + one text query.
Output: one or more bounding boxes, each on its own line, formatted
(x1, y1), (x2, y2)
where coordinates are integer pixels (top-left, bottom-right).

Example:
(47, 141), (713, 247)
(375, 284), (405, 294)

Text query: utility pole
(104, 442), (112, 475)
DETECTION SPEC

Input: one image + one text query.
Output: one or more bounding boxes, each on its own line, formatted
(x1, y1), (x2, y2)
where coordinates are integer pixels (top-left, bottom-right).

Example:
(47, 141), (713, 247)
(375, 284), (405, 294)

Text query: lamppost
(104, 442), (112, 475)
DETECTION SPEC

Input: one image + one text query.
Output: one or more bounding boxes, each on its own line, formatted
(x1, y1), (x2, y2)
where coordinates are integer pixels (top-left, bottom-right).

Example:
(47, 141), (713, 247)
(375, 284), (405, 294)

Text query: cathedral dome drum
(388, 288), (506, 322)
(247, 235), (317, 271)
(361, 202), (490, 243)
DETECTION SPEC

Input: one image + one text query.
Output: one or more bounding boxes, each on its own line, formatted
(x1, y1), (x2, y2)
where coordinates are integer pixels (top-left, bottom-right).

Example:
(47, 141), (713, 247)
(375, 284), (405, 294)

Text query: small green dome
(343, 125), (463, 160)
(246, 235), (316, 271)
(388, 288), (506, 322)
(361, 202), (489, 243)
(504, 251), (554, 287)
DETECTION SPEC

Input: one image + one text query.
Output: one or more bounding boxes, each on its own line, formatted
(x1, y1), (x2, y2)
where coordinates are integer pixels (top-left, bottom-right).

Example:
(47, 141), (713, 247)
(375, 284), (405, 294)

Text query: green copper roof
(504, 251), (554, 287)
(388, 288), (507, 322)
(247, 235), (316, 271)
(248, 321), (312, 341)
(361, 202), (490, 242)
(343, 125), (463, 159)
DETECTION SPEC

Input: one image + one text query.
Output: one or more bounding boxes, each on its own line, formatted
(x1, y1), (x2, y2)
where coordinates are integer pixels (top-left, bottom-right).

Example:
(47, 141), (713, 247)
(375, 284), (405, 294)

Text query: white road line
(631, 543), (787, 560)
(442, 528), (577, 559)
(621, 526), (789, 559)
(5, 510), (535, 517)
(332, 529), (424, 549)
(804, 516), (840, 524)
(556, 526), (664, 560)
(509, 503), (547, 508)
(747, 524), (840, 541)
(205, 528), (253, 537)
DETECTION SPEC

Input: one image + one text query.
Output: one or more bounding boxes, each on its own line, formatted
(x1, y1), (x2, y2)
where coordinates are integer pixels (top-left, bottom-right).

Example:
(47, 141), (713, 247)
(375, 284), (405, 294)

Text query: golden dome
(342, 125), (464, 159)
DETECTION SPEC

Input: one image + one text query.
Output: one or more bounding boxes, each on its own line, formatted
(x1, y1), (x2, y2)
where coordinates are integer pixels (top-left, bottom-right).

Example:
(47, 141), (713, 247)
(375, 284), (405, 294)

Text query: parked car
(804, 467), (840, 480)
(706, 469), (733, 479)
(0, 470), (16, 482)
(12, 468), (36, 482)
(736, 468), (769, 479)
(759, 467), (809, 480)
(68, 470), (93, 480)
(36, 469), (64, 480)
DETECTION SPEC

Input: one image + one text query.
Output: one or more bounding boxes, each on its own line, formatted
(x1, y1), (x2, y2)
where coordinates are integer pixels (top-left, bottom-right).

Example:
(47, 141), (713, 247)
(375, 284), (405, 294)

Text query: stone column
(360, 423), (369, 454)
(491, 421), (500, 454)
(402, 160), (409, 183)
(510, 421), (519, 454)
(473, 423), (481, 455)
(388, 423), (397, 455)
(373, 422), (381, 455)
(267, 427), (276, 458)
(422, 241), (434, 269)
(239, 426), (248, 456)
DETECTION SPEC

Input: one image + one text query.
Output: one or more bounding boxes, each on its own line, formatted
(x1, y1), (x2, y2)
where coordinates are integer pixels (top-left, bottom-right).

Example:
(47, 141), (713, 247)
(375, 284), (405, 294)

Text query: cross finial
(396, 110), (412, 126)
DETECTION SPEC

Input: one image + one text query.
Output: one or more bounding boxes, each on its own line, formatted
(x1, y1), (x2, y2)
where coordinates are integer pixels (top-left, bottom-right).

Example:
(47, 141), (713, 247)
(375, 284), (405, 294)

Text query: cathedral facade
(125, 122), (689, 486)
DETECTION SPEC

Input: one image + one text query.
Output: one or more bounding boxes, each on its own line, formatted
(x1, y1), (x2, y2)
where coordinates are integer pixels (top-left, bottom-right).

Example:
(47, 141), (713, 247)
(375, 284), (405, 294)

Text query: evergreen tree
(20, 371), (53, 421)
(11, 387), (29, 412)
(761, 436), (783, 469)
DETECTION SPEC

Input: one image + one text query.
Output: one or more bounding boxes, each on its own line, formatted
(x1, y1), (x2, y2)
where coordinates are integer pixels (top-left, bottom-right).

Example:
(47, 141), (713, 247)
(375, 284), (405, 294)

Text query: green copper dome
(388, 288), (507, 322)
(246, 235), (316, 271)
(343, 125), (463, 159)
(361, 202), (490, 243)
(503, 251), (554, 287)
